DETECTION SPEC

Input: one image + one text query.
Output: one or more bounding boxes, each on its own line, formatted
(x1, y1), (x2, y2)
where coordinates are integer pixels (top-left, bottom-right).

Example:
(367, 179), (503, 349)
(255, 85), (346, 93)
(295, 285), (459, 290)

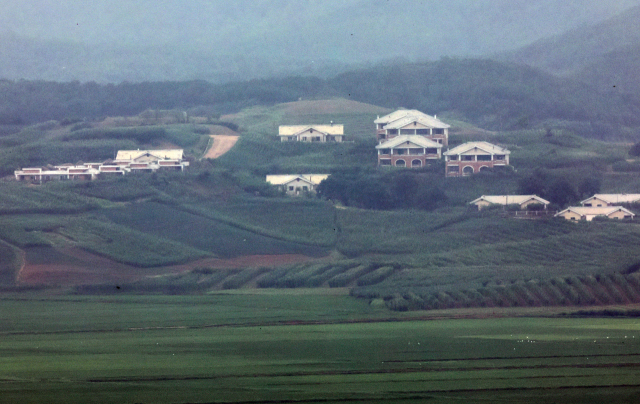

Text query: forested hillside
(2, 58), (640, 140)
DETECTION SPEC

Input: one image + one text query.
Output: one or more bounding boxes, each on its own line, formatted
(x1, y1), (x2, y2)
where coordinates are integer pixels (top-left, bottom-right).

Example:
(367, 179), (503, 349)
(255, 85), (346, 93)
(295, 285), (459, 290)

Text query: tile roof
(470, 195), (550, 206)
(265, 174), (330, 186)
(383, 115), (450, 130)
(115, 149), (184, 161)
(278, 125), (344, 136)
(555, 206), (635, 217)
(376, 135), (442, 149)
(444, 142), (510, 155)
(375, 109), (425, 123)
(580, 194), (640, 205)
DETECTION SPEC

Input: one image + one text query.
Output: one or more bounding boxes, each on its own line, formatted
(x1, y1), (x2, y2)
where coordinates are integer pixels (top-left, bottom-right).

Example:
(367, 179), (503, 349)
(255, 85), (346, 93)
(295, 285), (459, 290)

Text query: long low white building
(555, 206), (635, 221)
(470, 195), (550, 210)
(15, 149), (189, 183)
(580, 194), (640, 207)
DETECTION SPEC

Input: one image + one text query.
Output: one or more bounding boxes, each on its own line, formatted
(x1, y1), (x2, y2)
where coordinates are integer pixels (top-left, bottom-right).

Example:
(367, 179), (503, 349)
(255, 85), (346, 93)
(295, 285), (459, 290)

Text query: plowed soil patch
(203, 135), (239, 159)
(18, 247), (315, 286)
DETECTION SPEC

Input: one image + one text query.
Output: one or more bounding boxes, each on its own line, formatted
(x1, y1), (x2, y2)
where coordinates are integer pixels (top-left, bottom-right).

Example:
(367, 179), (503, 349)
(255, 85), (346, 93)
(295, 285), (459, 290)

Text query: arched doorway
(479, 166), (490, 172)
(395, 159), (406, 167)
(411, 159), (422, 168)
(463, 166), (474, 175)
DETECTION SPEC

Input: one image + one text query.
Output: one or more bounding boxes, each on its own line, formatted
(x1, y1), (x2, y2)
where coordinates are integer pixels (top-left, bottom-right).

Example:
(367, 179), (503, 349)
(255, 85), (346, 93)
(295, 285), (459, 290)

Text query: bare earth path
(203, 135), (239, 159)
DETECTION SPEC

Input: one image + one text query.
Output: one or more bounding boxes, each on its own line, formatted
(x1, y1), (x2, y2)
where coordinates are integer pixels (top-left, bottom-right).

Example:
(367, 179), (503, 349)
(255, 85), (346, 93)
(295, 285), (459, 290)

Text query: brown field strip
(203, 134), (239, 159)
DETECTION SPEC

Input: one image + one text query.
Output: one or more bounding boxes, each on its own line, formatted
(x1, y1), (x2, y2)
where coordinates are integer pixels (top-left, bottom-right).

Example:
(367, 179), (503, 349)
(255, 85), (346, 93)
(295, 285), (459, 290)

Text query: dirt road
(203, 135), (239, 159)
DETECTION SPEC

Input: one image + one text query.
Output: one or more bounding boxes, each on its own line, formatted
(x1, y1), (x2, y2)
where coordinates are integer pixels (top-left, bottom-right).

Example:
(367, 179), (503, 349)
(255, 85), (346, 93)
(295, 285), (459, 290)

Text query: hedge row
(356, 272), (640, 311)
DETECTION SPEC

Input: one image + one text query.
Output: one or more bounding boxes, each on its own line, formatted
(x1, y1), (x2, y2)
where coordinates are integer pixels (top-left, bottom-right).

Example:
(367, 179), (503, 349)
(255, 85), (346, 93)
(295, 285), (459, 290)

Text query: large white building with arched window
(443, 142), (510, 177)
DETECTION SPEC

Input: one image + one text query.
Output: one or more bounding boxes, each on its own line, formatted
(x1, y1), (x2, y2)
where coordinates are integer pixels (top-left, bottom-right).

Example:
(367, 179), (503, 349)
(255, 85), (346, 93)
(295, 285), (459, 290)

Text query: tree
(546, 179), (578, 207)
(629, 142), (640, 157)
(578, 177), (601, 198)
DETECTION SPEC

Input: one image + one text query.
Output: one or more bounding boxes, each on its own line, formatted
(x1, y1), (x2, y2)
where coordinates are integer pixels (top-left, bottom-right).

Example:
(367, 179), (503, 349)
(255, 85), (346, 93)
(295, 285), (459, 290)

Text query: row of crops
(351, 272), (640, 311)
(74, 262), (401, 294)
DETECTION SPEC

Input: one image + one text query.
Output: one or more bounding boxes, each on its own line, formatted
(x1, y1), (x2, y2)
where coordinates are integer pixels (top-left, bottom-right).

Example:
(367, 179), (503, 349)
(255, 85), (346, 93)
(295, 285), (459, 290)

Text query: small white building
(555, 206), (635, 221)
(266, 174), (330, 196)
(470, 195), (550, 210)
(278, 125), (344, 142)
(580, 194), (640, 207)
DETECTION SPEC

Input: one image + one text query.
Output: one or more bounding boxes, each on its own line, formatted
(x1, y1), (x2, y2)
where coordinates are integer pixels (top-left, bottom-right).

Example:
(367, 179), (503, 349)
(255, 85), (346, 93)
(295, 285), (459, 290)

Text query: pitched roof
(383, 115), (450, 130)
(376, 135), (443, 149)
(555, 206), (635, 218)
(265, 174), (330, 186)
(580, 194), (640, 205)
(115, 149), (184, 161)
(375, 109), (434, 122)
(278, 125), (344, 136)
(444, 142), (510, 156)
(470, 195), (550, 206)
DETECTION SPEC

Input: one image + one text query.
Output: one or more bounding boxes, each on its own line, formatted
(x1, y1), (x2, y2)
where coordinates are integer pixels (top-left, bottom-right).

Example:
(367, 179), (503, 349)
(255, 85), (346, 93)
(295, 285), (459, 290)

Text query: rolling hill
(495, 5), (640, 94)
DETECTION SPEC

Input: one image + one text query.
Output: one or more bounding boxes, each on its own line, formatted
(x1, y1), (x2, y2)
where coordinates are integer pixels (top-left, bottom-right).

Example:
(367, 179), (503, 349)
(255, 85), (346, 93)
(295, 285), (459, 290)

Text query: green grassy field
(1, 292), (640, 403)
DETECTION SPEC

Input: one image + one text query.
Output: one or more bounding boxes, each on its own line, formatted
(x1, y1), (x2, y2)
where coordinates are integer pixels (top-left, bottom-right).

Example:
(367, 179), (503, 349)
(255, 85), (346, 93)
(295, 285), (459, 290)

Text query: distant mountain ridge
(1, 0), (639, 83)
(495, 5), (640, 93)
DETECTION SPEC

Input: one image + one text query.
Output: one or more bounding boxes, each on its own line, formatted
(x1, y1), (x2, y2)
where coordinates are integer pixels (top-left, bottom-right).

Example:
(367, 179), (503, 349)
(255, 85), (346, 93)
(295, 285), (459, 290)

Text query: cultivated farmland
(1, 292), (640, 404)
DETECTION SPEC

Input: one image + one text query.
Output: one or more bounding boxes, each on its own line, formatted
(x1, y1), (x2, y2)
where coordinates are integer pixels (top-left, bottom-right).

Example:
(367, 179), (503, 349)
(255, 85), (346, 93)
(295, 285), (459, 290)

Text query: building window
(288, 186), (294, 191)
(447, 166), (459, 173)
(400, 129), (414, 135)
(495, 155), (505, 160)
(396, 149), (406, 155)
(477, 155), (491, 161)
(462, 155), (474, 161)
(388, 129), (398, 135)
(409, 148), (423, 155)
(303, 186), (308, 191)
(449, 155), (458, 161)
(426, 148), (438, 154)
(416, 129), (430, 135)
(433, 129), (444, 134)
(380, 149), (390, 155)
(380, 159), (392, 166)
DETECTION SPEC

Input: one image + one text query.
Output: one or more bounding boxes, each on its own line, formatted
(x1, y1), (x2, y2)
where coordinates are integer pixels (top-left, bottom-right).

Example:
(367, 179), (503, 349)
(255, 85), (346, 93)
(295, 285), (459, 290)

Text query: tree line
(2, 58), (640, 140)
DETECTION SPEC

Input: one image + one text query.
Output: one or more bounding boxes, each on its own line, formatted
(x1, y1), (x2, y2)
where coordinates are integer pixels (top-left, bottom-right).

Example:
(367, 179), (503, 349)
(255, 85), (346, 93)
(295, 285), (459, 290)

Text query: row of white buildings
(14, 149), (189, 183)
(470, 194), (636, 221)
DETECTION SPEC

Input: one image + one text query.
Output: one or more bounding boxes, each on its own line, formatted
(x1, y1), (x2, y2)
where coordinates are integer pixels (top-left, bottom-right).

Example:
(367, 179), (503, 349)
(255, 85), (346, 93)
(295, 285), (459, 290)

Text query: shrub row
(376, 272), (640, 311)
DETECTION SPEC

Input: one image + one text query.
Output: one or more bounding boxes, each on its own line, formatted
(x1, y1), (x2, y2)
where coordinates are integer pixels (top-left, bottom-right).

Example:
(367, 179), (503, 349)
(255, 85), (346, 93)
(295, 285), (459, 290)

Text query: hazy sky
(3, 0), (640, 56)
(2, 0), (640, 82)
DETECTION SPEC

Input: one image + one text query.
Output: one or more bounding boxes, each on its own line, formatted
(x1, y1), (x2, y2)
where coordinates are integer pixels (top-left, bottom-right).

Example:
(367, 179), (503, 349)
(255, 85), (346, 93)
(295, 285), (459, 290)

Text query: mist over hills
(496, 5), (640, 94)
(1, 0), (639, 83)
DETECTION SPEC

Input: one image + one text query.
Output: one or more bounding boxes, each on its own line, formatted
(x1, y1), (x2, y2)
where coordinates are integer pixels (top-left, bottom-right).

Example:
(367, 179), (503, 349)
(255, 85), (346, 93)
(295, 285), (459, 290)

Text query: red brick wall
(446, 161), (501, 176)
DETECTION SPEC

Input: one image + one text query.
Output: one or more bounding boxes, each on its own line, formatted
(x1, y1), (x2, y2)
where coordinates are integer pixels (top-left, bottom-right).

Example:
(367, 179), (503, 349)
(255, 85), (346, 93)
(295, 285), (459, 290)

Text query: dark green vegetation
(3, 56), (640, 141)
(3, 98), (640, 314)
(1, 292), (640, 404)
